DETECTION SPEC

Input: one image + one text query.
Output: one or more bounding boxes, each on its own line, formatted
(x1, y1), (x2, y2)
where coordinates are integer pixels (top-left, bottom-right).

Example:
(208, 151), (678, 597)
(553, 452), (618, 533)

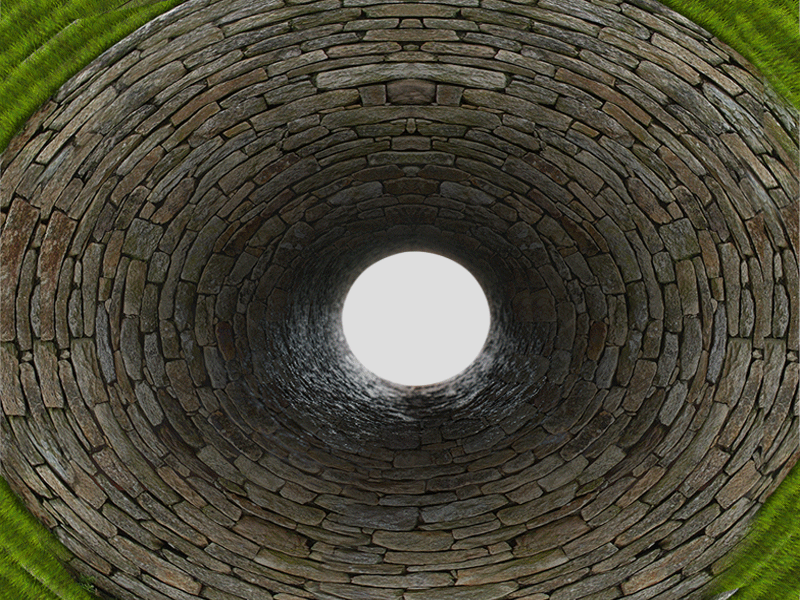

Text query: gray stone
(679, 317), (702, 380)
(660, 218), (701, 260)
(120, 317), (143, 381)
(456, 548), (567, 585)
(421, 496), (507, 524)
(121, 219), (163, 261)
(374, 530), (453, 552)
(587, 254), (625, 294)
(404, 582), (518, 600)
(498, 483), (578, 526)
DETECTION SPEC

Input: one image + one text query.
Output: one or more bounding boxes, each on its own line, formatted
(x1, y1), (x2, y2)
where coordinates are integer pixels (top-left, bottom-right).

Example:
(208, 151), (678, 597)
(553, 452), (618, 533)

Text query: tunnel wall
(0, 0), (798, 599)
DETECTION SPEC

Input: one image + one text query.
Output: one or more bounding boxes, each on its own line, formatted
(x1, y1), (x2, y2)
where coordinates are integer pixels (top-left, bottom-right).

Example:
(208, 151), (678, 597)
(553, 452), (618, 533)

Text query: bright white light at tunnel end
(342, 252), (491, 387)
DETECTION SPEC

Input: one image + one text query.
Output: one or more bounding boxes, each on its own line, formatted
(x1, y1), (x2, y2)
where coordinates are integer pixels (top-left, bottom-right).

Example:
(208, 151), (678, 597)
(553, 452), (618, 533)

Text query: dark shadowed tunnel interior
(0, 0), (798, 599)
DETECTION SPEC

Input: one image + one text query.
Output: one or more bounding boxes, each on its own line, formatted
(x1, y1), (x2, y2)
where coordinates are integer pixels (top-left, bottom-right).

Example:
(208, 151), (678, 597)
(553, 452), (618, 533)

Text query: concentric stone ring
(1, 0), (797, 598)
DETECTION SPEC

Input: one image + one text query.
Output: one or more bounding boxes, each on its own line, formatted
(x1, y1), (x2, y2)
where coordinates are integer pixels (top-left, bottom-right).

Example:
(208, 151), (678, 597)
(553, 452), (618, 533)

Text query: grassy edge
(660, 0), (800, 108)
(0, 478), (94, 600)
(709, 461), (800, 599)
(0, 0), (184, 151)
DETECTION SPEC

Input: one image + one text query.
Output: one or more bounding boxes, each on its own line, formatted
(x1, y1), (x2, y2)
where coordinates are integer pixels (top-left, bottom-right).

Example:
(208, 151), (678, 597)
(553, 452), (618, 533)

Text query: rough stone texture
(0, 0), (797, 599)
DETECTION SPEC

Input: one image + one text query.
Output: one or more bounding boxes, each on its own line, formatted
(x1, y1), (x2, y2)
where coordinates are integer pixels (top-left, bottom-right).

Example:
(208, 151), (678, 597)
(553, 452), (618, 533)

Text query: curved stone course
(0, 0), (798, 599)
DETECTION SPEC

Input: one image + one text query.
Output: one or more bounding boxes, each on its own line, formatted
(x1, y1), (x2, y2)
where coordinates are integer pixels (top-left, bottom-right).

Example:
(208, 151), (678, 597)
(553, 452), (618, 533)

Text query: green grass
(0, 0), (185, 151)
(0, 0), (798, 599)
(660, 0), (800, 107)
(710, 462), (800, 600)
(0, 478), (95, 600)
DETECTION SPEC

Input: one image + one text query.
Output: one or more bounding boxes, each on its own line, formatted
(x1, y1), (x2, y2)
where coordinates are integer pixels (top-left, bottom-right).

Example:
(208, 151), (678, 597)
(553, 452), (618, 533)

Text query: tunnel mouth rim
(339, 249), (494, 388)
(251, 230), (524, 440)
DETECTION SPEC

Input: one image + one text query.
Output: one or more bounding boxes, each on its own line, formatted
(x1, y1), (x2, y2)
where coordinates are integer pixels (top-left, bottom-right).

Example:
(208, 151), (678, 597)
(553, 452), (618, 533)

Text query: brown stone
(33, 340), (63, 408)
(36, 212), (77, 341)
(0, 200), (39, 340)
(386, 79), (436, 104)
(0, 343), (25, 416)
(717, 461), (761, 509)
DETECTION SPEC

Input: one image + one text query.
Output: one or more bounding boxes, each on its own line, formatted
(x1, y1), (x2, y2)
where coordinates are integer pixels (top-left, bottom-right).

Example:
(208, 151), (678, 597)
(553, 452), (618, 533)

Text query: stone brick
(587, 254), (625, 294)
(422, 496), (507, 524)
(387, 80), (436, 105)
(404, 582), (518, 600)
(515, 516), (590, 557)
(456, 548), (567, 585)
(0, 343), (26, 416)
(33, 340), (63, 408)
(660, 218), (701, 260)
(374, 530), (453, 552)
(717, 461), (761, 509)
(498, 483), (578, 526)
(621, 535), (713, 594)
(0, 200), (39, 340)
(255, 548), (349, 583)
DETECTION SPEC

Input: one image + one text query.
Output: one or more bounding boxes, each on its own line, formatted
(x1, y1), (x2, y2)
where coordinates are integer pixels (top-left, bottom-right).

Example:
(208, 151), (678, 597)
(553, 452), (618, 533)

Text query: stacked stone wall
(0, 0), (797, 599)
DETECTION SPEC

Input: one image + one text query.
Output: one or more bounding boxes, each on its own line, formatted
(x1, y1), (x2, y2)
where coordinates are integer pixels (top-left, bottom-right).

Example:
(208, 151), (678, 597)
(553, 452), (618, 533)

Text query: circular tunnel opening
(341, 251), (491, 386)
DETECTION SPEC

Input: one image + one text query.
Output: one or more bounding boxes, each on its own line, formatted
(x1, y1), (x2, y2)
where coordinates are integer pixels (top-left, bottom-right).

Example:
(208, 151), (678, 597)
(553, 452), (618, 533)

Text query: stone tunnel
(0, 0), (798, 599)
